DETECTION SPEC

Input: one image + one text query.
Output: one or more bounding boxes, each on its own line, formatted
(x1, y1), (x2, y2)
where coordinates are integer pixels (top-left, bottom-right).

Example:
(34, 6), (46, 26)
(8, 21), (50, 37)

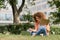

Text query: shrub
(1, 24), (60, 35)
(50, 26), (60, 35)
(0, 23), (34, 34)
(0, 26), (7, 34)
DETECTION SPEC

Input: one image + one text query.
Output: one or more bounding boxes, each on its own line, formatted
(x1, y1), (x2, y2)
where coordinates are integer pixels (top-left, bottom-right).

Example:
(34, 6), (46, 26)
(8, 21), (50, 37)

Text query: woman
(28, 12), (50, 36)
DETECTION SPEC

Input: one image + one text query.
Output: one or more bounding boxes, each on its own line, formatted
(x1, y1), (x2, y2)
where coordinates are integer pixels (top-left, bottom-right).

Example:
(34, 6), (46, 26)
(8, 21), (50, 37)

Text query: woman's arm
(46, 24), (50, 35)
(29, 22), (38, 32)
(46, 24), (50, 32)
(34, 22), (39, 31)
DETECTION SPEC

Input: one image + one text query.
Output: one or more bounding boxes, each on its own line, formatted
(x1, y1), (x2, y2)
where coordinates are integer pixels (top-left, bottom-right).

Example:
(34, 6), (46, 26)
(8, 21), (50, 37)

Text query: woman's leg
(36, 26), (47, 36)
(42, 28), (46, 35)
(31, 31), (36, 35)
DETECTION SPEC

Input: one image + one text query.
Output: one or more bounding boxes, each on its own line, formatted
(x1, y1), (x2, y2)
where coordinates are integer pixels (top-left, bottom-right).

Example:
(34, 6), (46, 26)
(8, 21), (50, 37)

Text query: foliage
(50, 26), (60, 35)
(50, 12), (60, 24)
(20, 14), (34, 22)
(48, 0), (60, 24)
(0, 0), (5, 8)
(0, 0), (4, 5)
(8, 0), (17, 5)
(0, 23), (34, 34)
(0, 24), (60, 35)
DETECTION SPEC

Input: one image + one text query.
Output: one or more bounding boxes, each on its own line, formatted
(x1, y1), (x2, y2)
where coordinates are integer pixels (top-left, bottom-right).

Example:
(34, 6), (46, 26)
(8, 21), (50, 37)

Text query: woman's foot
(32, 33), (36, 37)
(40, 34), (43, 37)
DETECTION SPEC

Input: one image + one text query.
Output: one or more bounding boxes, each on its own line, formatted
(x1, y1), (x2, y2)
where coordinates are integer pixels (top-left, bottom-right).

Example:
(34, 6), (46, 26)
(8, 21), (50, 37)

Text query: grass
(0, 31), (60, 40)
(0, 25), (60, 40)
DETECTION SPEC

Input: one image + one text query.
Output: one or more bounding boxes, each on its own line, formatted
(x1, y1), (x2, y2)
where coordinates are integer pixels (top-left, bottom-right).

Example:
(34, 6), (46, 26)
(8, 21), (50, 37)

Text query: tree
(0, 0), (25, 24)
(0, 0), (5, 8)
(48, 0), (60, 24)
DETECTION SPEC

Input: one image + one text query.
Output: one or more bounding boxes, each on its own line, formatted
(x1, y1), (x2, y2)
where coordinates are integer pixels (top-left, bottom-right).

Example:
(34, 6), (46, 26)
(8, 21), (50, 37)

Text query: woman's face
(35, 16), (40, 22)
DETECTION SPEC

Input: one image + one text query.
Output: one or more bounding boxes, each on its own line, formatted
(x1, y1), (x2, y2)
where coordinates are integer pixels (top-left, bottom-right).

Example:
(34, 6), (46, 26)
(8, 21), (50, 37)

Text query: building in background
(0, 1), (13, 24)
(0, 9), (13, 24)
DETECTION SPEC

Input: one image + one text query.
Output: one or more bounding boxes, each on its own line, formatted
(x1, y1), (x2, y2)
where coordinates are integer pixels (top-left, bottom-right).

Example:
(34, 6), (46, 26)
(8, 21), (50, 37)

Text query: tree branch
(17, 0), (25, 15)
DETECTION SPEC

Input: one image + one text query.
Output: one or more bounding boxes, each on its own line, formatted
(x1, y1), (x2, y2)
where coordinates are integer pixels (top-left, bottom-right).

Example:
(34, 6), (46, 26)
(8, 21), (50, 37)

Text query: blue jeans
(31, 25), (47, 36)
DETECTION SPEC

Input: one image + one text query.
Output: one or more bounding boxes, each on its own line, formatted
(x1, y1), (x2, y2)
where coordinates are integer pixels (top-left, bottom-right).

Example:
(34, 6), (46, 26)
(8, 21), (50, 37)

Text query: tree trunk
(13, 12), (20, 24)
(11, 4), (20, 24)
(10, 0), (25, 24)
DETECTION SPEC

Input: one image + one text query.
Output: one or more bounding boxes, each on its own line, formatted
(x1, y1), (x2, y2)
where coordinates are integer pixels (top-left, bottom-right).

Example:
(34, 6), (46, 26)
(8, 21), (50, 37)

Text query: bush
(7, 24), (22, 34)
(0, 23), (34, 34)
(21, 23), (34, 31)
(0, 26), (7, 34)
(20, 14), (34, 22)
(50, 26), (60, 35)
(2, 24), (60, 35)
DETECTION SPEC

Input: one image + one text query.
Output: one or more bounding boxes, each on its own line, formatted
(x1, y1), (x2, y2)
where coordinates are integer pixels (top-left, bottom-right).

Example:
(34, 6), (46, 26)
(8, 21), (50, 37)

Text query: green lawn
(0, 33), (60, 40)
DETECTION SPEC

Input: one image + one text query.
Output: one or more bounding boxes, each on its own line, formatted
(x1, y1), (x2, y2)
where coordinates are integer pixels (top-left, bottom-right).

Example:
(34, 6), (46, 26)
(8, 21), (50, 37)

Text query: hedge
(0, 23), (60, 35)
(50, 26), (60, 35)
(0, 23), (34, 34)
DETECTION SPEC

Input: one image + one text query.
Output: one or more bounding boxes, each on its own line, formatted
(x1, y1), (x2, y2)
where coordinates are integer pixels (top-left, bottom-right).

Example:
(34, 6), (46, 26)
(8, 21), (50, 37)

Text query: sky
(18, 0), (22, 6)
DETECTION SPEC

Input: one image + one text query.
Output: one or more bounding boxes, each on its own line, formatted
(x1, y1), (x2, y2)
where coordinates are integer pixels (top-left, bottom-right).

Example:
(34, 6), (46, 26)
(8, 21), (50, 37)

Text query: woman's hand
(29, 28), (37, 32)
(29, 28), (33, 31)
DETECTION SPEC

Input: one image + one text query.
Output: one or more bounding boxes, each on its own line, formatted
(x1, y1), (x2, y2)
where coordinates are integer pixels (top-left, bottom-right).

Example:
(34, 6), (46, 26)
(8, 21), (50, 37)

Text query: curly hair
(33, 12), (46, 22)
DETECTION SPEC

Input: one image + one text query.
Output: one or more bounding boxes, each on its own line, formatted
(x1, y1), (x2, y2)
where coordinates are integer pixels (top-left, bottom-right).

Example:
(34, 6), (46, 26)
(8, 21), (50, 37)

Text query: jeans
(31, 25), (47, 36)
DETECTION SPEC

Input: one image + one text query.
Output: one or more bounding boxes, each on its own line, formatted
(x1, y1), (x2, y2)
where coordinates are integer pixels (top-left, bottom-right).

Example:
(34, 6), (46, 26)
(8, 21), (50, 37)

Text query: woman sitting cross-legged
(27, 12), (50, 36)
